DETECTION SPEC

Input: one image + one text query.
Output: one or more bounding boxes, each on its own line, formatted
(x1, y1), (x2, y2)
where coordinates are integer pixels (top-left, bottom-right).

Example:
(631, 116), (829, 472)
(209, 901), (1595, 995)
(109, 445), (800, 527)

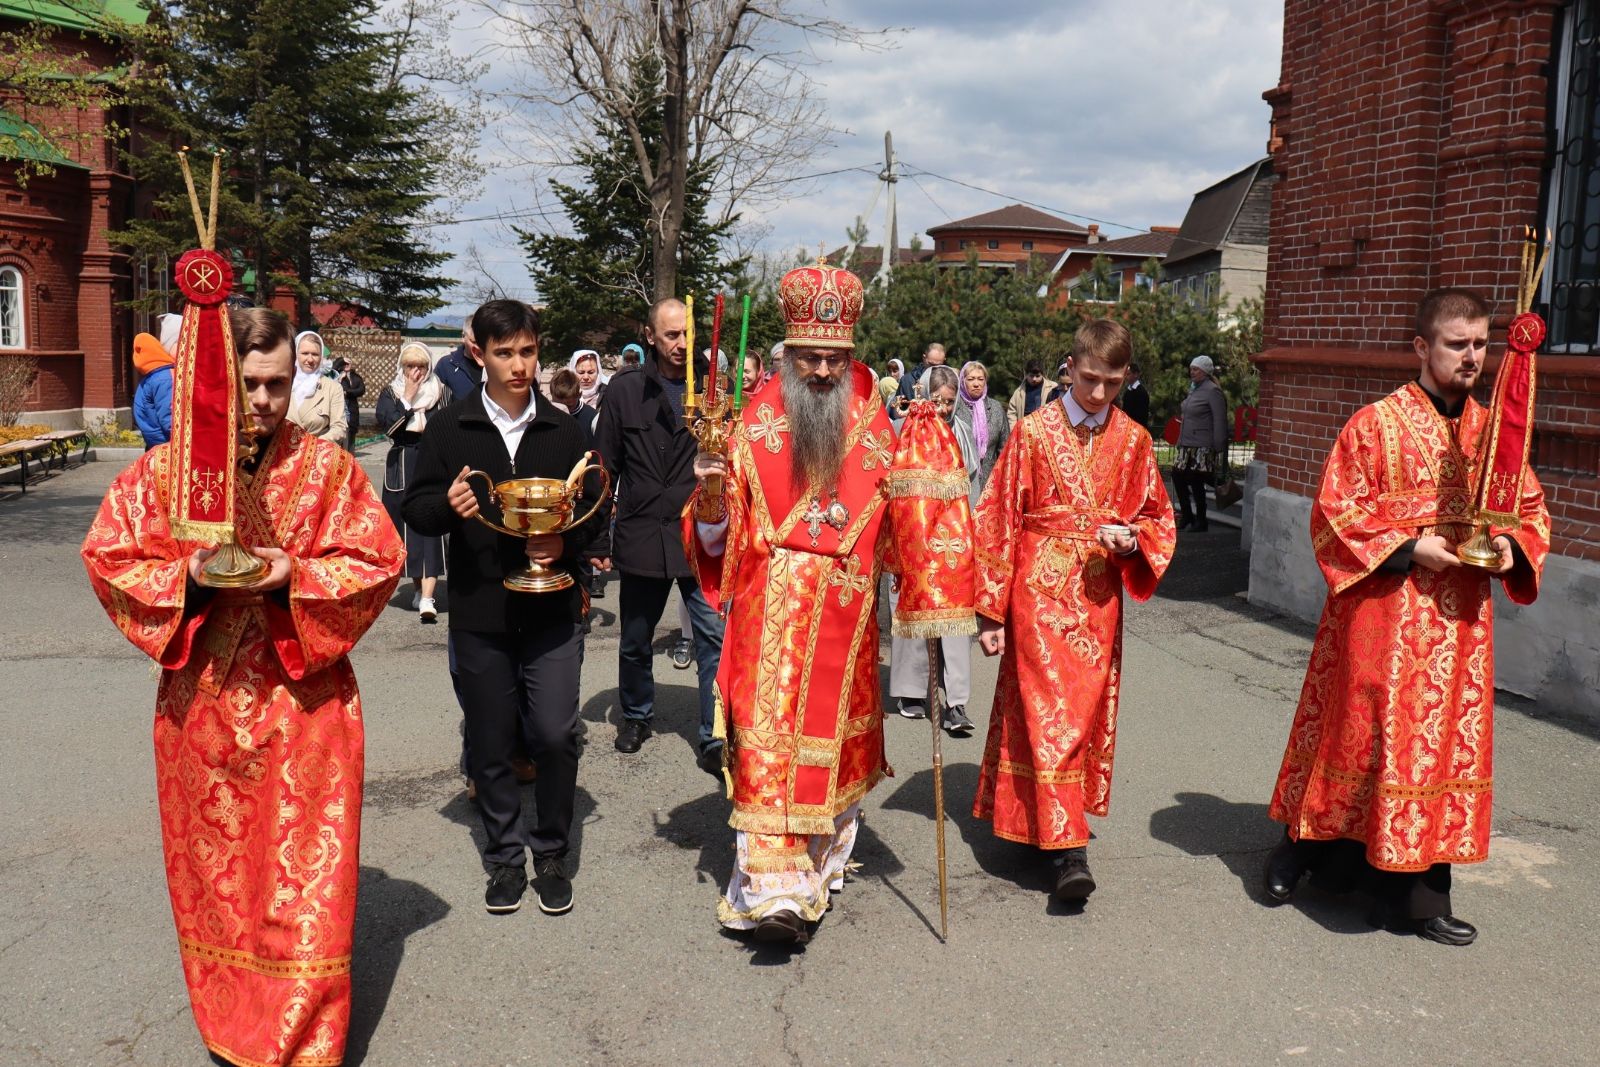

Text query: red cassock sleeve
(262, 452), (404, 679)
(81, 449), (208, 670)
(1311, 408), (1410, 596)
(1500, 466), (1551, 606)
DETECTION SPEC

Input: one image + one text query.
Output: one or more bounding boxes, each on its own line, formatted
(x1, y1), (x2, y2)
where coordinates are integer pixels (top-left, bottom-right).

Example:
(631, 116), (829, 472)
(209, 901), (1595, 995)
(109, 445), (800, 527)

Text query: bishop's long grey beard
(780, 362), (851, 492)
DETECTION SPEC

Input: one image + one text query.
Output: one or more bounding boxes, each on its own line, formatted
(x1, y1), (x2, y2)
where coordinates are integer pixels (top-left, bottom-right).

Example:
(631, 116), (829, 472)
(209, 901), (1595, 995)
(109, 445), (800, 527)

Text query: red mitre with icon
(884, 400), (977, 639)
(779, 260), (864, 350)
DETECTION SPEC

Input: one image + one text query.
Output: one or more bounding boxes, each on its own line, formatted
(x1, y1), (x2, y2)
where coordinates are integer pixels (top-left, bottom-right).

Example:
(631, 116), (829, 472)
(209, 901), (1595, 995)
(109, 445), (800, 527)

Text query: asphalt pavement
(1, 451), (1596, 1066)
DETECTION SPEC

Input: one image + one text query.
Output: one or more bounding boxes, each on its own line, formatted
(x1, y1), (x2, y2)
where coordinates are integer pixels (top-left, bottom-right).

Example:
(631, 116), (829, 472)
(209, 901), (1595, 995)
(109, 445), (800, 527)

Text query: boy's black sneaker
(485, 863), (526, 914)
(533, 856), (573, 915)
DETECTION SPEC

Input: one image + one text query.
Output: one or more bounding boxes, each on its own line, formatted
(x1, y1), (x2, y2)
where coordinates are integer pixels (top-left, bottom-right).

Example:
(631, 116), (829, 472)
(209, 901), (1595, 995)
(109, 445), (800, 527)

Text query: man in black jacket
(1120, 361), (1150, 430)
(895, 341), (947, 402)
(592, 298), (724, 772)
(402, 300), (606, 916)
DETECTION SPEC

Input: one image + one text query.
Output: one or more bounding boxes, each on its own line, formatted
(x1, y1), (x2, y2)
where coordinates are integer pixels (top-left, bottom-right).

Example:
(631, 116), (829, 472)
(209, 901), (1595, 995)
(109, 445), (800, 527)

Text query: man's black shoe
(697, 741), (725, 781)
(752, 910), (810, 945)
(1052, 847), (1096, 902)
(1415, 914), (1477, 946)
(615, 719), (650, 753)
(1262, 836), (1306, 904)
(485, 863), (526, 914)
(532, 856), (573, 915)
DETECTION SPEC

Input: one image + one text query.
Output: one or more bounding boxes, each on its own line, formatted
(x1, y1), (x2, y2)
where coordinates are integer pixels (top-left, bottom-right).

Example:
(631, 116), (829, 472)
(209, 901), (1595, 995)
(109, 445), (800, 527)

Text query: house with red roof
(925, 204), (1089, 271)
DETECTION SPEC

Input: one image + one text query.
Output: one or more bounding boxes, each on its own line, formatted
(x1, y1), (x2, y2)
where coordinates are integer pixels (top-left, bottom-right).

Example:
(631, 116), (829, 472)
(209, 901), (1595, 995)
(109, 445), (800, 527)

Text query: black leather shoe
(1414, 914), (1477, 946)
(484, 863), (526, 914)
(1177, 516), (1193, 531)
(1052, 848), (1096, 902)
(697, 741), (725, 781)
(1262, 838), (1306, 904)
(614, 719), (651, 753)
(753, 910), (810, 945)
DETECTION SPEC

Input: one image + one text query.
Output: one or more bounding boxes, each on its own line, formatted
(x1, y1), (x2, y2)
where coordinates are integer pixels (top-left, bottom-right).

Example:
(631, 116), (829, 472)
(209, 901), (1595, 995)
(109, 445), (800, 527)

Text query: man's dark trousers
(453, 623), (582, 867)
(618, 573), (723, 749)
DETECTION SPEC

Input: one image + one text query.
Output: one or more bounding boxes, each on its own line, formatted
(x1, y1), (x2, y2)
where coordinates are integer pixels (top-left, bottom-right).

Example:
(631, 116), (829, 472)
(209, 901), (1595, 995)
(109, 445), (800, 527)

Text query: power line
(901, 164), (1151, 235)
(905, 172), (952, 223)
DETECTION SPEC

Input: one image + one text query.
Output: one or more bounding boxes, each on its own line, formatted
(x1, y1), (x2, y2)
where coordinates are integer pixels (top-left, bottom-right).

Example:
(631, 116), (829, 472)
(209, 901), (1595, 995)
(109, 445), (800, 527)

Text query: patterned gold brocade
(971, 401), (1175, 849)
(1269, 383), (1549, 872)
(81, 426), (403, 1067)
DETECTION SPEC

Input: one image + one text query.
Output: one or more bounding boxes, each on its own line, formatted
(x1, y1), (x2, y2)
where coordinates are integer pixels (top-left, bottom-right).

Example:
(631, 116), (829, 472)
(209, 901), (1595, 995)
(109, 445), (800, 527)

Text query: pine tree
(519, 53), (745, 360)
(117, 0), (455, 327)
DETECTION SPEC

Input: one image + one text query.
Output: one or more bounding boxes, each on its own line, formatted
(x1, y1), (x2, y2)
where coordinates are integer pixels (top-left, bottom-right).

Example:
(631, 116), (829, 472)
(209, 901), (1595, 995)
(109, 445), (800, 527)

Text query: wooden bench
(38, 429), (91, 471)
(0, 439), (55, 494)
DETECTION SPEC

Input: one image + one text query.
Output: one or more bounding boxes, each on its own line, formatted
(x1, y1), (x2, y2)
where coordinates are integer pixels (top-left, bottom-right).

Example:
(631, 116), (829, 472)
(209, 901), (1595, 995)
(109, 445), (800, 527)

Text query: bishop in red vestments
(1263, 289), (1550, 946)
(974, 319), (1175, 903)
(685, 263), (975, 944)
(82, 308), (402, 1065)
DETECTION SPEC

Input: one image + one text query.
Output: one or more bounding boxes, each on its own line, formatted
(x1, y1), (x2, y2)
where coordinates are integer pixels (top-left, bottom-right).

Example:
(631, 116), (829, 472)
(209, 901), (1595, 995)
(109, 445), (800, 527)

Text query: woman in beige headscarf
(288, 330), (348, 444)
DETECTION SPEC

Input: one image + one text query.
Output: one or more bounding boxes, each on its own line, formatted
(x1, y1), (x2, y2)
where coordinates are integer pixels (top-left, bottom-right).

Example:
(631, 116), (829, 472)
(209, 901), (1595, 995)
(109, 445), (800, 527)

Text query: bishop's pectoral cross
(803, 498), (829, 542)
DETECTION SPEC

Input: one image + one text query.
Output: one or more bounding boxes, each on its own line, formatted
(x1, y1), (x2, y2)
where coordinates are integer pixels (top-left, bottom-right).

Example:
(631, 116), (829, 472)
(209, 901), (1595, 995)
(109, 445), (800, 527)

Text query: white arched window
(0, 266), (23, 349)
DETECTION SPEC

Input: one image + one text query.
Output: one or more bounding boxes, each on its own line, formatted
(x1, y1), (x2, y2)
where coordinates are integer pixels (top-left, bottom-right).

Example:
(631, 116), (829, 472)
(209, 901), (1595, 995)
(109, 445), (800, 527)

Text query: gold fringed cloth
(885, 399), (977, 640)
(1475, 312), (1543, 527)
(167, 249), (241, 542)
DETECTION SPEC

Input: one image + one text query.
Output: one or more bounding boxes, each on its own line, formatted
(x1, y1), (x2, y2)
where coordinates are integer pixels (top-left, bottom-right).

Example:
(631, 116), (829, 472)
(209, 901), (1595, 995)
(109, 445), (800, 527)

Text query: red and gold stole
(1474, 313), (1542, 527)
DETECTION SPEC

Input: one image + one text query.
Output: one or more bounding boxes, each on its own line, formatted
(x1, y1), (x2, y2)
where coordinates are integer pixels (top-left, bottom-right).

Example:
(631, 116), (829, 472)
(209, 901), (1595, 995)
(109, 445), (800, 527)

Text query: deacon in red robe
(974, 319), (1175, 904)
(685, 263), (974, 944)
(82, 308), (403, 1066)
(1263, 288), (1549, 946)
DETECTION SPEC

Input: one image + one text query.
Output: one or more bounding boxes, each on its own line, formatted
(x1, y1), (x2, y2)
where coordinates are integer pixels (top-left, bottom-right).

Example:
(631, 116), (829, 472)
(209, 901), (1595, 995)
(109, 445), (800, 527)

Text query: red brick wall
(1254, 0), (1600, 559)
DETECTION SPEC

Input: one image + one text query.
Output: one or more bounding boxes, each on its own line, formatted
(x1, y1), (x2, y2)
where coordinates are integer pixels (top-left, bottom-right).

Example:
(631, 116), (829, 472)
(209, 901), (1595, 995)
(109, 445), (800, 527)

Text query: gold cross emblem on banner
(929, 527), (968, 568)
(748, 403), (790, 455)
(828, 555), (872, 606)
(861, 429), (893, 471)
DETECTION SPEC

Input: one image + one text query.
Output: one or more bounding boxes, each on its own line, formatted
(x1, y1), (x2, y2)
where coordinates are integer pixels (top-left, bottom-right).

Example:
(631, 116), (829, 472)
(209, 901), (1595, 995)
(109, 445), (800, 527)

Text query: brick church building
(1247, 0), (1600, 718)
(0, 0), (155, 428)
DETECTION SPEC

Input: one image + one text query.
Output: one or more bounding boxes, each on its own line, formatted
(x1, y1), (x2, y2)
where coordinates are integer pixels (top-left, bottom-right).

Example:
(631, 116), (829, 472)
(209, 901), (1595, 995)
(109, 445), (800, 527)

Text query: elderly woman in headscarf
(887, 364), (981, 737)
(567, 348), (609, 410)
(953, 359), (1009, 486)
(1172, 353), (1229, 533)
(288, 330), (347, 444)
(375, 342), (453, 622)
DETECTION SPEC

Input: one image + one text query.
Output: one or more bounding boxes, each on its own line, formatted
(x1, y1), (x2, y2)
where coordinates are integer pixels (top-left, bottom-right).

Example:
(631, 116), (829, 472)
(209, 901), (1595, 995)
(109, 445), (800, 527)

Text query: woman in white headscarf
(567, 349), (609, 410)
(288, 330), (347, 443)
(375, 342), (453, 621)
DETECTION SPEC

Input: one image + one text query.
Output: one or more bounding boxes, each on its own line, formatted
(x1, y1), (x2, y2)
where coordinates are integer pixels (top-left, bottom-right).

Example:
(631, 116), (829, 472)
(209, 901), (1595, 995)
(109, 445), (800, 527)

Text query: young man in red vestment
(1262, 288), (1550, 945)
(82, 307), (404, 1067)
(973, 318), (1176, 905)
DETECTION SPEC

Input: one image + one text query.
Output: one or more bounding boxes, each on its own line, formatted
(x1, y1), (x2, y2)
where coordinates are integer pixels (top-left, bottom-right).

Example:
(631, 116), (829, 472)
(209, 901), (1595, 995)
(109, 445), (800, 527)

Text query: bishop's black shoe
(1262, 836), (1307, 904)
(1052, 847), (1096, 902)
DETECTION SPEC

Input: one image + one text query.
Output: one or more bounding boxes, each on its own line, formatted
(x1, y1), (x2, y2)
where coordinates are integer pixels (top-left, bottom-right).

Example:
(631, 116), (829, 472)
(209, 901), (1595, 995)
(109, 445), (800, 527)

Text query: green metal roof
(0, 0), (149, 33)
(0, 108), (85, 169)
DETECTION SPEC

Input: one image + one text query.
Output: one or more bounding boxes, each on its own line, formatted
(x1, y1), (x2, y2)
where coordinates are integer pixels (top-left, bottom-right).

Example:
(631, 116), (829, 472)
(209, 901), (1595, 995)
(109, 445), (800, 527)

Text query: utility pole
(875, 131), (898, 287)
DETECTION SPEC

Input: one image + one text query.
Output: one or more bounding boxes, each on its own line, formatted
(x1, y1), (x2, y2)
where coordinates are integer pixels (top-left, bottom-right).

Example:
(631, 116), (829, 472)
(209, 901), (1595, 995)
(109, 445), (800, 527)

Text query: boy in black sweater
(403, 301), (607, 915)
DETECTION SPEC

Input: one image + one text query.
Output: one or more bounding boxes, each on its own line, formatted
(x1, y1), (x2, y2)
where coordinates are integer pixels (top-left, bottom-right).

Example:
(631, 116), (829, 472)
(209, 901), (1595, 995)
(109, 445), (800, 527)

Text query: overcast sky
(423, 1), (1284, 323)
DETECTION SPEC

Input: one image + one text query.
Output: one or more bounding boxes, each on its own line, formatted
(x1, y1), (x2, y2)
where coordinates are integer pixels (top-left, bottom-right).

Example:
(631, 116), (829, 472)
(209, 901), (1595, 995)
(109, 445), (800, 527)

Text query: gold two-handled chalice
(465, 451), (611, 593)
